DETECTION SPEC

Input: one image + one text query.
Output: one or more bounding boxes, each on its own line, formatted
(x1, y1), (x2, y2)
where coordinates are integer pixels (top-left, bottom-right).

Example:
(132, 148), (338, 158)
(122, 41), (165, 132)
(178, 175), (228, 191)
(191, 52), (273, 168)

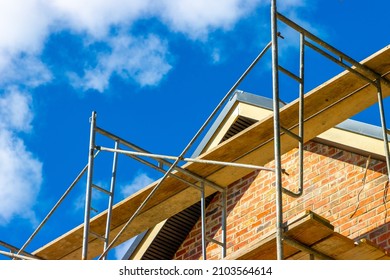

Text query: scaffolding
(85, 121), (276, 260)
(2, 0), (390, 260)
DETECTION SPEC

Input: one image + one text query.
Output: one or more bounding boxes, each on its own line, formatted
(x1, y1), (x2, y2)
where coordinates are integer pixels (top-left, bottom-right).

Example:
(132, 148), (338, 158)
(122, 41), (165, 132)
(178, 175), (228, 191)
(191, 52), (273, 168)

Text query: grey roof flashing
(192, 90), (386, 158)
(235, 90), (275, 110)
(333, 119), (384, 140)
(191, 90), (275, 157)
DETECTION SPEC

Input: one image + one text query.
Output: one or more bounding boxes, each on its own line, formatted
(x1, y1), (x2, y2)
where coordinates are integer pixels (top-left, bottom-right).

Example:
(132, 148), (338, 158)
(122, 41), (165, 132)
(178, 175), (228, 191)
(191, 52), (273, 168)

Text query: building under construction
(1, 1), (390, 260)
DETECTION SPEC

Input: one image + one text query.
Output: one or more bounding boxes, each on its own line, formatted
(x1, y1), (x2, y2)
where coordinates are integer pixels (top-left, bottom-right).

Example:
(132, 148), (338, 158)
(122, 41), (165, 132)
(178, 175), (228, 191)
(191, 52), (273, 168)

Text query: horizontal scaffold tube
(96, 146), (276, 172)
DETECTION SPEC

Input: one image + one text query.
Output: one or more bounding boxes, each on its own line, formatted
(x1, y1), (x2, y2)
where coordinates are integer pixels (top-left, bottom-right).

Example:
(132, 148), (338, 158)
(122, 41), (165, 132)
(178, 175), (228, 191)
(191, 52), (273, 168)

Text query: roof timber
(33, 45), (390, 260)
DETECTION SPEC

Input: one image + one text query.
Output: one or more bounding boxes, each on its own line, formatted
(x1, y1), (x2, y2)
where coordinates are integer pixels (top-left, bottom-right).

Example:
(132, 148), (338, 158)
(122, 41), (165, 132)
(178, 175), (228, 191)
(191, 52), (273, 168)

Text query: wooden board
(225, 232), (300, 260)
(336, 239), (388, 260)
(33, 45), (390, 259)
(311, 233), (355, 259)
(284, 211), (335, 243)
(225, 211), (390, 260)
(287, 251), (312, 260)
(225, 211), (334, 260)
(33, 178), (217, 259)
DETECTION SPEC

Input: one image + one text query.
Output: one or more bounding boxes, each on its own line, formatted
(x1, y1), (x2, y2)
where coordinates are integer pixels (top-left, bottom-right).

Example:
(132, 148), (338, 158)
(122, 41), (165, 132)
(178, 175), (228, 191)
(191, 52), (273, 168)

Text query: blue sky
(0, 0), (389, 260)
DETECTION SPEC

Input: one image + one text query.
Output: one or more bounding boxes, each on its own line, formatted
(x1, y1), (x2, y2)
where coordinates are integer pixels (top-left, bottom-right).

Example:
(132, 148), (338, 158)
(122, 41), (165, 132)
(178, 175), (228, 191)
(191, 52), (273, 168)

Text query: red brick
(173, 141), (390, 260)
(378, 232), (390, 243)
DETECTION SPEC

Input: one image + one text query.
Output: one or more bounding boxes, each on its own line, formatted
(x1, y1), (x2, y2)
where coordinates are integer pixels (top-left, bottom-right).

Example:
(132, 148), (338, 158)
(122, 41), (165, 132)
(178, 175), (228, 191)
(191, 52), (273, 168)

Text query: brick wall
(173, 141), (389, 260)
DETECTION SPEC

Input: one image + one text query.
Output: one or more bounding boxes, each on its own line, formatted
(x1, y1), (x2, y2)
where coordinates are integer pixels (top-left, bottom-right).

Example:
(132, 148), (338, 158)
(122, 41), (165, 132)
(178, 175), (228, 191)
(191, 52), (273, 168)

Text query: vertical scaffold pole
(376, 80), (390, 177)
(298, 33), (305, 193)
(82, 111), (97, 260)
(271, 0), (284, 260)
(103, 140), (120, 260)
(200, 183), (207, 260)
(221, 189), (227, 258)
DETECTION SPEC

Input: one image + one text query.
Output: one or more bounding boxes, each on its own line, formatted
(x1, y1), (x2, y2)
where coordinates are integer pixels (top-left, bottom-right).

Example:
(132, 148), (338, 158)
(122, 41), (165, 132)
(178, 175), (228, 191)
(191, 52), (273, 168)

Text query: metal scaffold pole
(82, 111), (97, 260)
(200, 183), (207, 260)
(102, 140), (120, 260)
(221, 189), (227, 258)
(271, 0), (284, 260)
(376, 80), (390, 176)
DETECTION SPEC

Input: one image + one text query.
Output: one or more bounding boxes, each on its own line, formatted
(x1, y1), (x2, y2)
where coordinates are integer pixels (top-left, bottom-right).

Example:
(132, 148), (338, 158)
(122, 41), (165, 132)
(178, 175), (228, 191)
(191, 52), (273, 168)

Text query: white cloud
(0, 0), (156, 89)
(0, 0), (53, 88)
(0, 89), (33, 132)
(49, 0), (267, 41)
(120, 172), (155, 198)
(0, 0), (311, 91)
(0, 90), (42, 226)
(0, 0), (52, 55)
(49, 0), (152, 39)
(0, 54), (52, 88)
(70, 34), (172, 92)
(157, 0), (265, 40)
(211, 48), (223, 64)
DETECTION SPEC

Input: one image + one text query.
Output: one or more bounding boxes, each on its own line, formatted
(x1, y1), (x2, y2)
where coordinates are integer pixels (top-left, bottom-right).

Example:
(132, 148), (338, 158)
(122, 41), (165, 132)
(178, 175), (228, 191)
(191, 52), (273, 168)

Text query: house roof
(194, 90), (389, 159)
(124, 89), (390, 260)
(32, 44), (390, 260)
(191, 91), (279, 158)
